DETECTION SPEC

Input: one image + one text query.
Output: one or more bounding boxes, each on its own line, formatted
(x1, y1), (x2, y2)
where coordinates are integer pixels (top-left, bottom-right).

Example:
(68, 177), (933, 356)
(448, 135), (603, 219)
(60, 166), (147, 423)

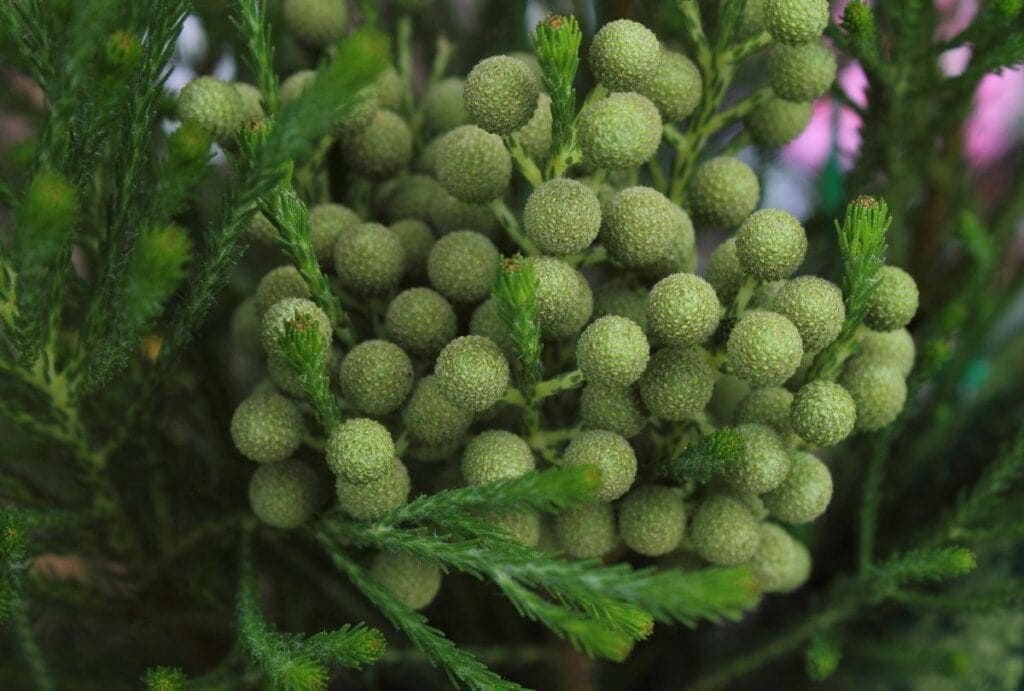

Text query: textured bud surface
(864, 266), (919, 331)
(763, 450), (833, 524)
(177, 77), (243, 141)
(231, 391), (305, 464)
(603, 186), (688, 268)
(249, 459), (320, 529)
(639, 50), (702, 122)
(461, 430), (536, 485)
(309, 203), (360, 263)
(283, 0), (347, 49)
(464, 55), (539, 134)
(791, 380), (856, 447)
(338, 340), (414, 415)
(639, 347), (716, 421)
(423, 77), (469, 133)
(427, 231), (500, 304)
(403, 375), (473, 445)
(562, 430), (637, 502)
(736, 209), (808, 281)
(769, 41), (837, 102)
(576, 316), (650, 387)
(579, 384), (647, 438)
(766, 0), (829, 46)
(736, 386), (794, 439)
(435, 125), (512, 203)
(333, 222), (405, 296)
(746, 97), (813, 148)
(434, 335), (510, 413)
(840, 359), (907, 432)
(618, 485), (686, 556)
(256, 266), (311, 317)
(326, 418), (395, 484)
(555, 502), (618, 559)
(774, 276), (845, 352)
(727, 423), (791, 494)
(647, 273), (721, 348)
(385, 288), (458, 358)
(748, 522), (811, 594)
(391, 219), (435, 282)
(428, 189), (499, 237)
(342, 110), (414, 180)
(705, 238), (746, 304)
(260, 297), (331, 357)
(857, 327), (916, 376)
(469, 298), (517, 361)
(690, 495), (760, 566)
(689, 157), (760, 229)
(516, 94), (554, 161)
(728, 310), (804, 386)
(484, 509), (541, 547)
(578, 93), (662, 171)
(593, 281), (650, 332)
(531, 257), (594, 340)
(589, 19), (662, 92)
(370, 552), (442, 610)
(524, 178), (602, 256)
(336, 457), (411, 520)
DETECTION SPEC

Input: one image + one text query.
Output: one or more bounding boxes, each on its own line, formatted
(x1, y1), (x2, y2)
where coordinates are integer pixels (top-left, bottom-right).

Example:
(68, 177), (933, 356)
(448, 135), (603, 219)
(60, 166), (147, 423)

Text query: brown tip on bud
(852, 195), (880, 209)
(544, 14), (565, 29)
(501, 256), (523, 273)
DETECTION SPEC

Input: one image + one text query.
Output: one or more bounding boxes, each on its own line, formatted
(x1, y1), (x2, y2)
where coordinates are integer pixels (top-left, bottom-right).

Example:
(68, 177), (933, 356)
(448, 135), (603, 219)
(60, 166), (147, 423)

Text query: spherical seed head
(338, 340), (414, 416)
(647, 273), (722, 348)
(403, 375), (474, 445)
(839, 359), (907, 432)
(256, 266), (311, 317)
(267, 352), (311, 399)
(638, 347), (716, 421)
(530, 257), (594, 340)
(233, 82), (264, 122)
(283, 0), (347, 49)
(385, 288), (457, 359)
(864, 266), (919, 331)
(435, 125), (512, 203)
(428, 188), (500, 237)
(639, 50), (702, 122)
(857, 327), (916, 377)
(555, 502), (618, 559)
(326, 418), (395, 484)
(469, 298), (517, 361)
(391, 219), (435, 282)
(333, 222), (405, 296)
(464, 55), (539, 135)
(375, 67), (403, 112)
(333, 90), (378, 137)
(739, 0), (768, 36)
(279, 70), (317, 105)
(336, 457), (411, 520)
(638, 217), (698, 280)
(736, 209), (808, 281)
(577, 316), (650, 387)
(382, 174), (443, 224)
(168, 121), (213, 163)
(774, 276), (845, 352)
(427, 231), (500, 304)
(768, 41), (837, 102)
(766, 0), (829, 46)
(524, 178), (602, 256)
(177, 76), (243, 141)
(516, 94), (554, 161)
(579, 384), (647, 438)
(727, 423), (791, 494)
(748, 523), (811, 594)
(461, 430), (536, 485)
(746, 97), (813, 148)
(309, 203), (359, 263)
(485, 508), (541, 547)
(434, 335), (510, 413)
(260, 297), (332, 357)
(341, 110), (413, 180)
(231, 391), (305, 464)
(791, 380), (856, 447)
(423, 77), (469, 134)
(727, 310), (805, 387)
(593, 281), (650, 332)
(736, 386), (794, 438)
(589, 19), (662, 92)
(578, 93), (662, 170)
(763, 450), (833, 524)
(689, 494), (761, 566)
(249, 459), (320, 529)
(689, 157), (761, 229)
(705, 237), (747, 305)
(602, 186), (684, 268)
(618, 485), (687, 557)
(563, 430), (637, 502)
(370, 552), (442, 610)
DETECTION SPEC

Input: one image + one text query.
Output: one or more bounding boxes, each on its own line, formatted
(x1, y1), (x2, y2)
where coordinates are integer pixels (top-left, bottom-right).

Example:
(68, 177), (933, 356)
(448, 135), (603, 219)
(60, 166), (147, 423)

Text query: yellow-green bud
(385, 288), (457, 359)
(434, 335), (510, 413)
(555, 502), (618, 559)
(231, 390), (305, 464)
(461, 430), (535, 485)
(530, 257), (594, 340)
(333, 222), (405, 296)
(689, 157), (761, 230)
(856, 327), (915, 377)
(579, 384), (647, 438)
(391, 219), (435, 283)
(326, 418), (395, 484)
(774, 276), (845, 352)
(602, 186), (688, 268)
(336, 457), (411, 520)
(370, 551), (442, 610)
(427, 231), (500, 304)
(464, 55), (539, 135)
(341, 110), (413, 180)
(727, 310), (804, 387)
(309, 203), (359, 263)
(423, 77), (469, 134)
(576, 316), (650, 387)
(638, 347), (716, 421)
(726, 423), (791, 494)
(338, 340), (414, 416)
(260, 297), (331, 357)
(864, 266), (919, 331)
(748, 523), (811, 594)
(705, 237), (746, 305)
(766, 0), (829, 46)
(523, 178), (602, 256)
(618, 485), (686, 557)
(647, 273), (721, 348)
(282, 0), (347, 49)
(736, 209), (808, 281)
(435, 125), (512, 203)
(638, 50), (702, 123)
(402, 375), (473, 445)
(176, 76), (243, 141)
(578, 93), (662, 170)
(249, 459), (320, 529)
(562, 430), (637, 502)
(689, 494), (761, 566)
(746, 97), (813, 148)
(763, 450), (833, 524)
(255, 265), (311, 317)
(589, 19), (662, 92)
(791, 380), (856, 447)
(736, 386), (795, 439)
(768, 41), (837, 102)
(839, 359), (907, 432)
(484, 508), (541, 547)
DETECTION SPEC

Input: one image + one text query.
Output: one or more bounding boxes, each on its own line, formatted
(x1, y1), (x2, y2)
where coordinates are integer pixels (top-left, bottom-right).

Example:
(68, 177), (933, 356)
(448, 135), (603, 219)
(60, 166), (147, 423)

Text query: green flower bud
(689, 157), (760, 229)
(736, 386), (794, 439)
(638, 347), (716, 421)
(579, 384), (647, 438)
(391, 219), (435, 282)
(763, 450), (833, 524)
(403, 375), (473, 446)
(256, 265), (311, 317)
(739, 0), (768, 37)
(857, 327), (915, 377)
(791, 380), (856, 447)
(524, 178), (602, 256)
(435, 125), (512, 203)
(647, 273), (721, 348)
(689, 494), (761, 566)
(555, 502), (618, 559)
(578, 93), (662, 170)
(638, 50), (702, 123)
(280, 70), (317, 105)
(283, 0), (347, 49)
(177, 76), (243, 141)
(746, 97), (813, 148)
(562, 430), (637, 502)
(427, 231), (500, 304)
(336, 456), (411, 520)
(602, 186), (687, 268)
(370, 552), (442, 610)
(422, 77), (469, 134)
(428, 188), (500, 237)
(260, 297), (332, 357)
(768, 41), (837, 102)
(748, 523), (811, 594)
(530, 257), (594, 340)
(267, 352), (314, 399)
(104, 30), (142, 71)
(766, 0), (829, 46)
(434, 335), (510, 413)
(464, 55), (539, 135)
(381, 174), (443, 224)
(231, 390), (305, 464)
(593, 280), (649, 332)
(618, 485), (686, 557)
(249, 459), (320, 529)
(864, 266), (919, 331)
(341, 110), (413, 180)
(333, 222), (405, 296)
(727, 310), (805, 387)
(726, 423), (791, 494)
(309, 203), (360, 263)
(484, 508), (541, 547)
(339, 340), (414, 416)
(232, 82), (264, 122)
(516, 94), (554, 161)
(638, 218), (698, 280)
(375, 67), (404, 112)
(774, 276), (845, 352)
(736, 209), (808, 281)
(469, 298), (516, 361)
(577, 316), (650, 387)
(168, 122), (213, 164)
(839, 359), (907, 432)
(326, 418), (395, 484)
(589, 19), (662, 91)
(705, 237), (746, 305)
(385, 288), (457, 359)
(461, 430), (535, 485)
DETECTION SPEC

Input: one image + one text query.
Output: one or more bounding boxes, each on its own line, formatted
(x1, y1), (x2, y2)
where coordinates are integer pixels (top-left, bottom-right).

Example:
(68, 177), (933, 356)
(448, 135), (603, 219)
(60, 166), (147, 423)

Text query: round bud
(726, 423), (791, 494)
(768, 41), (837, 102)
(589, 19), (662, 91)
(791, 380), (856, 447)
(516, 94), (554, 161)
(562, 430), (637, 502)
(249, 459), (320, 529)
(763, 450), (833, 524)
(579, 384), (647, 438)
(748, 523), (811, 594)
(104, 30), (142, 71)
(736, 386), (794, 439)
(484, 509), (541, 547)
(341, 110), (413, 180)
(423, 77), (469, 134)
(689, 157), (760, 229)
(705, 237), (746, 305)
(689, 494), (761, 566)
(766, 0), (829, 46)
(381, 174), (442, 224)
(864, 266), (919, 331)
(427, 231), (500, 304)
(727, 310), (804, 387)
(555, 502), (617, 559)
(577, 316), (650, 387)
(593, 280), (649, 332)
(618, 485), (686, 557)
(391, 219), (435, 282)
(338, 340), (414, 416)
(434, 335), (510, 413)
(336, 457), (411, 520)
(256, 265), (311, 317)
(469, 298), (516, 361)
(176, 76), (243, 141)
(740, 0), (768, 37)
(374, 68), (403, 112)
(231, 391), (304, 464)
(461, 430), (535, 485)
(602, 186), (686, 268)
(578, 93), (662, 170)
(333, 222), (405, 296)
(385, 288), (457, 359)
(736, 209), (808, 281)
(280, 70), (316, 105)
(638, 347), (716, 421)
(774, 276), (845, 352)
(370, 552), (442, 610)
(638, 50), (702, 122)
(326, 418), (395, 484)
(428, 188), (499, 237)
(267, 352), (313, 399)
(283, 0), (347, 49)
(403, 375), (473, 445)
(839, 359), (907, 432)
(464, 55), (539, 135)
(309, 203), (359, 263)
(639, 218), (698, 279)
(168, 121), (213, 163)
(857, 327), (915, 377)
(233, 82), (264, 122)
(260, 297), (332, 357)
(435, 125), (512, 203)
(647, 273), (721, 348)
(531, 257), (594, 340)
(746, 97), (813, 148)
(524, 178), (602, 255)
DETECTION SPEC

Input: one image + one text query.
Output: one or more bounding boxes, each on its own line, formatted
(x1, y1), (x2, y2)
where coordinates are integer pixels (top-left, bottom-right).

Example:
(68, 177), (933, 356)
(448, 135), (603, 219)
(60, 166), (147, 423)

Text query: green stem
(489, 200), (539, 256)
(534, 369), (585, 400)
(504, 134), (544, 187)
